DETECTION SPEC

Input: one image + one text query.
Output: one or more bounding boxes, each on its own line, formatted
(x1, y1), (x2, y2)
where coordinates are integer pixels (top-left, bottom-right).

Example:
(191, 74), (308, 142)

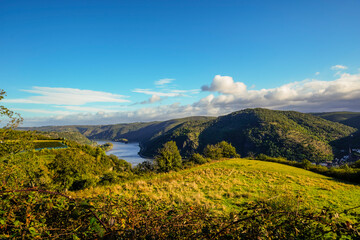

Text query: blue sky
(1, 0), (360, 126)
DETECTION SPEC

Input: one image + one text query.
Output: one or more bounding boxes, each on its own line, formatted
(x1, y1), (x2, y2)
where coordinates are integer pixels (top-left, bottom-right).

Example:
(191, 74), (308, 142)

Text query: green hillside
(314, 111), (360, 151)
(21, 109), (357, 162)
(314, 111), (360, 129)
(0, 129), (132, 191)
(37, 131), (95, 146)
(79, 158), (360, 213)
(20, 116), (215, 143)
(141, 109), (356, 161)
(3, 157), (360, 239)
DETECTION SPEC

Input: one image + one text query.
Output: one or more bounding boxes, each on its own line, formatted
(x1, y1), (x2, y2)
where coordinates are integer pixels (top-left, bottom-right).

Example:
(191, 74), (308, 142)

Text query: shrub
(203, 141), (240, 159)
(217, 141), (240, 158)
(189, 153), (207, 164)
(155, 141), (182, 172)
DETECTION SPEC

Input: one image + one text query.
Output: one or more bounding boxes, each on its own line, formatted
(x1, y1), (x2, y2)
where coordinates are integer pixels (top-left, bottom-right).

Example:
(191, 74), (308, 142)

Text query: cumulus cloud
(140, 94), (162, 104)
(331, 65), (348, 70)
(3, 87), (130, 105)
(155, 78), (175, 85)
(201, 75), (247, 95)
(196, 73), (360, 113)
(18, 72), (360, 127)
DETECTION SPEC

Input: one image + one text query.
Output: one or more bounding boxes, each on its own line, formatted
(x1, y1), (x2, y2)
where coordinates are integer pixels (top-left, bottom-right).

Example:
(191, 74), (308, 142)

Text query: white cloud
(197, 73), (360, 113)
(133, 88), (199, 97)
(140, 94), (162, 104)
(17, 71), (360, 127)
(331, 65), (348, 70)
(55, 105), (120, 113)
(12, 108), (70, 115)
(315, 72), (320, 76)
(4, 87), (130, 105)
(155, 78), (175, 85)
(201, 75), (247, 95)
(21, 103), (204, 126)
(133, 89), (181, 97)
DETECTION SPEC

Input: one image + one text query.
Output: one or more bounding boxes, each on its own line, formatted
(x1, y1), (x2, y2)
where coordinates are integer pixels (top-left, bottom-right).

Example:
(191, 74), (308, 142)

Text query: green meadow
(77, 158), (360, 215)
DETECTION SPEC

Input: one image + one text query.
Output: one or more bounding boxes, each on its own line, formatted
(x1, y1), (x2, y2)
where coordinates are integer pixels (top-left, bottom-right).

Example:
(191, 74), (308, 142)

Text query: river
(96, 140), (149, 166)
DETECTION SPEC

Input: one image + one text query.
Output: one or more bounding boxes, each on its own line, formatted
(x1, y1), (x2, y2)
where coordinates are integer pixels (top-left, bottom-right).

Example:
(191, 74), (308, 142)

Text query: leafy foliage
(203, 141), (239, 159)
(0, 89), (23, 128)
(0, 130), (132, 191)
(0, 189), (359, 239)
(99, 142), (113, 151)
(155, 141), (182, 172)
(189, 153), (208, 164)
(39, 131), (95, 146)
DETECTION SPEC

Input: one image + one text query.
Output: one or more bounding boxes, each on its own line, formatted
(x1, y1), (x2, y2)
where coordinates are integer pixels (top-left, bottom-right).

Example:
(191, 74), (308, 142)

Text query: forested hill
(20, 116), (215, 144)
(140, 108), (356, 161)
(22, 108), (357, 162)
(313, 111), (360, 129)
(314, 112), (360, 151)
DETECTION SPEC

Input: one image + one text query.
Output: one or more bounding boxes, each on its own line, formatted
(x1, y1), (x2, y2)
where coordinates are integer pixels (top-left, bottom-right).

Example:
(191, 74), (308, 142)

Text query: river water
(96, 140), (149, 166)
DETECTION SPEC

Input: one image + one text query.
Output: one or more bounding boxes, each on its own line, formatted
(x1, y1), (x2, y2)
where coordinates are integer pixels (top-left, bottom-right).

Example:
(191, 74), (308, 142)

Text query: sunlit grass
(75, 158), (360, 215)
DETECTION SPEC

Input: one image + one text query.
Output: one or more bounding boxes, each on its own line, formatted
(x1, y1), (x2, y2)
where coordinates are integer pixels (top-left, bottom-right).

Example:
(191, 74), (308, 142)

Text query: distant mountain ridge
(21, 108), (358, 162)
(312, 112), (360, 129)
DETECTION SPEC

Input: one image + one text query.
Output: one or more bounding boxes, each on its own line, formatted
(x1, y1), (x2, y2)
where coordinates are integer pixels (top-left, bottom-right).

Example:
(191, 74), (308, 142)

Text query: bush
(189, 153), (207, 164)
(203, 141), (239, 160)
(133, 160), (155, 173)
(301, 159), (312, 170)
(217, 141), (240, 158)
(155, 141), (182, 172)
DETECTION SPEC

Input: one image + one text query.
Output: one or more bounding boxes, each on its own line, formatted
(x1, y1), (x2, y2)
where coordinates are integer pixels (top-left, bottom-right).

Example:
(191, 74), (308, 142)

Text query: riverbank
(96, 140), (150, 166)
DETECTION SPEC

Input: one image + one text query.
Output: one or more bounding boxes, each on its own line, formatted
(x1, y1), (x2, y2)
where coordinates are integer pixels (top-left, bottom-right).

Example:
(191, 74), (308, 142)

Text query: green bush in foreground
(0, 189), (359, 239)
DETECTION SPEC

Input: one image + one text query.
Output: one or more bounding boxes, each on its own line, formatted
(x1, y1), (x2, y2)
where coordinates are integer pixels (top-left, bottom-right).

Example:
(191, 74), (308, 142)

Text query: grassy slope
(76, 158), (360, 215)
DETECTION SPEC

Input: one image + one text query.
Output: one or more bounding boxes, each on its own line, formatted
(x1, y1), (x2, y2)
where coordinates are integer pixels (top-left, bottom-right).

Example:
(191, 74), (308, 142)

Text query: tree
(203, 141), (240, 160)
(1, 89), (23, 128)
(0, 90), (30, 157)
(203, 144), (223, 160)
(217, 141), (240, 158)
(189, 153), (207, 164)
(155, 141), (182, 172)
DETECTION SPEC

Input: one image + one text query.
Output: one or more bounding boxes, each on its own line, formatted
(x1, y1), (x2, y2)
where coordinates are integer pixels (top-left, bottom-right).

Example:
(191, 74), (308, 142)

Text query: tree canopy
(155, 141), (182, 172)
(1, 89), (23, 128)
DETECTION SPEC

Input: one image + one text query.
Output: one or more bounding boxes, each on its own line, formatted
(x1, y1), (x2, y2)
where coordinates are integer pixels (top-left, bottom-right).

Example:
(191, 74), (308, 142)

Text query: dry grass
(75, 159), (360, 214)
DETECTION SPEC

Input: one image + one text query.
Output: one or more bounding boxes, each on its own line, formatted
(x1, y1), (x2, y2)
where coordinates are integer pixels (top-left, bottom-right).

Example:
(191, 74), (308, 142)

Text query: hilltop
(141, 108), (356, 161)
(313, 111), (360, 129)
(314, 112), (360, 153)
